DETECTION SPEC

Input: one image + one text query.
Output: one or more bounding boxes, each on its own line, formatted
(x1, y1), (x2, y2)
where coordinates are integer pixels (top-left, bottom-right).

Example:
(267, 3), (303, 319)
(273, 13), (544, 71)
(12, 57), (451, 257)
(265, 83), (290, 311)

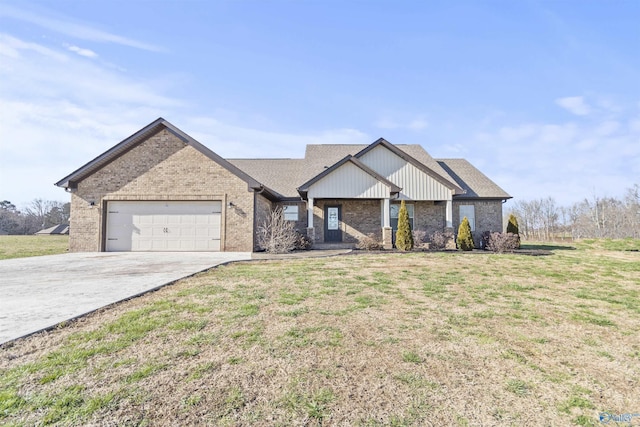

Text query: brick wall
(309, 199), (456, 246)
(413, 201), (446, 236)
(69, 129), (255, 252)
(313, 199), (381, 244)
(452, 200), (504, 247)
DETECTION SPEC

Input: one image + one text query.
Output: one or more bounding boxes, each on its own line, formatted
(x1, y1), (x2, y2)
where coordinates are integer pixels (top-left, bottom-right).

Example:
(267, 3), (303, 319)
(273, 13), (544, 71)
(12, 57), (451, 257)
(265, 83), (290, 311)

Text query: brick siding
(452, 200), (504, 247)
(69, 129), (255, 252)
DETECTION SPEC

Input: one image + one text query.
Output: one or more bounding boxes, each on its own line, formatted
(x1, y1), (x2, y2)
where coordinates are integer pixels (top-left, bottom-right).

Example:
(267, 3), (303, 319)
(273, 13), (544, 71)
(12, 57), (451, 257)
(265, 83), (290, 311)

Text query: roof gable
(355, 138), (463, 194)
(297, 155), (401, 199)
(55, 118), (275, 197)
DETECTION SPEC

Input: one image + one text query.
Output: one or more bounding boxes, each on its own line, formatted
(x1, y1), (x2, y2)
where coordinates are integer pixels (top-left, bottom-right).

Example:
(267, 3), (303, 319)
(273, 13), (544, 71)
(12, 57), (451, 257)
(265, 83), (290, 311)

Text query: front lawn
(1, 244), (639, 426)
(0, 235), (69, 260)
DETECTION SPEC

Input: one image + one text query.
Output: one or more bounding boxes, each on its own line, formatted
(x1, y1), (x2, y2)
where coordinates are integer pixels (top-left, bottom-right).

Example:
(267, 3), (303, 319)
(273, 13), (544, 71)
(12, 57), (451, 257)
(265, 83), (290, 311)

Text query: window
(283, 205), (298, 221)
(390, 203), (414, 230)
(459, 205), (475, 231)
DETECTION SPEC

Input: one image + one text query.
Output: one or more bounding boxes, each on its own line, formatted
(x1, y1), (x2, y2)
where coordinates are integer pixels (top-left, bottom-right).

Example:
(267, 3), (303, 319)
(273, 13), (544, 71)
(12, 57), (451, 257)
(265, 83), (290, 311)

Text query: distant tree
(457, 216), (474, 251)
(0, 200), (20, 234)
(395, 200), (414, 251)
(45, 202), (70, 227)
(0, 200), (16, 211)
(508, 183), (640, 240)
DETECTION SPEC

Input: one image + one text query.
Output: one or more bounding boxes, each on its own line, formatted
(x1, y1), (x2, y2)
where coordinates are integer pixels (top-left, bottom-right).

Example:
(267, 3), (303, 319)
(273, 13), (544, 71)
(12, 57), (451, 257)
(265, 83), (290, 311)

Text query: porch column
(382, 198), (390, 228)
(445, 198), (453, 229)
(306, 198), (315, 241)
(382, 198), (393, 250)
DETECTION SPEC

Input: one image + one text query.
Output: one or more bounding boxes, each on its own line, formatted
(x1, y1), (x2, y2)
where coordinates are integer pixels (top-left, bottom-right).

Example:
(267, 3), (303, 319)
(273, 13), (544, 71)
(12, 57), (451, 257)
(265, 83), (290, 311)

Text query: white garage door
(106, 201), (222, 252)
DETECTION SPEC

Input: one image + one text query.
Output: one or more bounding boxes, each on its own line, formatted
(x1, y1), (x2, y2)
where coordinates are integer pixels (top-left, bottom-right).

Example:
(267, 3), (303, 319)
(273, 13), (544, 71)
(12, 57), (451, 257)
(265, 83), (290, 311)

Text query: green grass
(0, 235), (69, 259)
(575, 238), (640, 251)
(1, 240), (639, 425)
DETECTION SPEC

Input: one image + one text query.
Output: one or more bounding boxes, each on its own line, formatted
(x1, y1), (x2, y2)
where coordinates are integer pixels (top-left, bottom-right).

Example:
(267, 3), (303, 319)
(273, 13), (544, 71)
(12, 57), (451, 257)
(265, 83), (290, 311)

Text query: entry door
(324, 205), (342, 242)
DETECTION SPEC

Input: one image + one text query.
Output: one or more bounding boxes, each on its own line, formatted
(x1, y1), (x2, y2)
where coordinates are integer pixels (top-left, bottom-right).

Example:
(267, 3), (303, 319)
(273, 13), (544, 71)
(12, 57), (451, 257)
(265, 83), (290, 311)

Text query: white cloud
(374, 118), (399, 130)
(374, 114), (428, 132)
(594, 120), (620, 136)
(555, 96), (591, 116)
(66, 44), (97, 58)
(0, 33), (67, 61)
(0, 4), (163, 52)
(184, 116), (370, 159)
(0, 34), (372, 206)
(408, 118), (428, 131)
(0, 35), (177, 205)
(471, 104), (640, 205)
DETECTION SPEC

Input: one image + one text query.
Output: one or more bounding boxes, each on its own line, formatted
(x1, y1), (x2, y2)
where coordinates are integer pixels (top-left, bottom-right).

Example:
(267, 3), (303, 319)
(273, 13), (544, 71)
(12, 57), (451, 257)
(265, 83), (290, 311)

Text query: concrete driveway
(0, 252), (251, 344)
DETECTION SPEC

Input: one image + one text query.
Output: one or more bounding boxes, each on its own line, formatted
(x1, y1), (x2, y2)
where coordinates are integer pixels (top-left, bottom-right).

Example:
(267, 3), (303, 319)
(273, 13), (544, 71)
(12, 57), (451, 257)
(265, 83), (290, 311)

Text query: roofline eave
(55, 118), (270, 194)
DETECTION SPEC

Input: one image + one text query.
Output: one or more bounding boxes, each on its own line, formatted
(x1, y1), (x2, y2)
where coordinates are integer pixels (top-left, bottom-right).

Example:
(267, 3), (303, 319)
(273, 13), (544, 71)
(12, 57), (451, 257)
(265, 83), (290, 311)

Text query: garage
(105, 201), (222, 252)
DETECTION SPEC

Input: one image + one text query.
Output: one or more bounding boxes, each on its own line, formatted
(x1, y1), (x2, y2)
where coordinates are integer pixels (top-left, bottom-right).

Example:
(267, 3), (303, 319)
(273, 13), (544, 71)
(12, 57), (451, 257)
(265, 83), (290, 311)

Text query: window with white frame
(459, 205), (475, 231)
(283, 205), (299, 221)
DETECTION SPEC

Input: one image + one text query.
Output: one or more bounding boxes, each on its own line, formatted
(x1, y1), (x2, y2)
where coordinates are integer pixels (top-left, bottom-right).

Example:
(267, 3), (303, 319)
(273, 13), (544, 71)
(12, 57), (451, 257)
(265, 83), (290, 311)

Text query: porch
(305, 198), (453, 249)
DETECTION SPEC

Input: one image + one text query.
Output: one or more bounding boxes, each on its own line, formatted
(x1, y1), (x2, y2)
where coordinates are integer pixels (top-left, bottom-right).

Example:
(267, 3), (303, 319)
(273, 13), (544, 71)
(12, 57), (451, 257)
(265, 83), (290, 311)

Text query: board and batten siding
(307, 162), (391, 199)
(359, 145), (452, 200)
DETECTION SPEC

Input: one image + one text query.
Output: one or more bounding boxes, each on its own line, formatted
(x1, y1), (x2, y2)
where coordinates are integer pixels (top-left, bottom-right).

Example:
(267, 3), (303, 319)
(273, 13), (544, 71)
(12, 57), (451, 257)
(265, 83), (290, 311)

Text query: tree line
(0, 199), (70, 235)
(508, 184), (640, 240)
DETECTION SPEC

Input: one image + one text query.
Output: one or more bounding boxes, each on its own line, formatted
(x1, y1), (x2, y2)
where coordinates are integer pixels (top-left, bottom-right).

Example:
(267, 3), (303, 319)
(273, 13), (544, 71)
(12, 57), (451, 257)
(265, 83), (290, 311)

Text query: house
(35, 224), (70, 235)
(55, 118), (511, 252)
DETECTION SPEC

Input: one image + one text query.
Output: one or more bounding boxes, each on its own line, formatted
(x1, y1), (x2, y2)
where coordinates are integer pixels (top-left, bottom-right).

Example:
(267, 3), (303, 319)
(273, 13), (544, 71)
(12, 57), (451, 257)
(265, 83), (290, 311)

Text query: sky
(1, 1), (639, 210)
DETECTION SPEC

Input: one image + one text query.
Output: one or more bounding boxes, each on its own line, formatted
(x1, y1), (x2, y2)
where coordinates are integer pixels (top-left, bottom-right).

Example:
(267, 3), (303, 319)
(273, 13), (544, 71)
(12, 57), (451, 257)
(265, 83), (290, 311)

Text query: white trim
(382, 198), (390, 228)
(307, 198), (314, 228)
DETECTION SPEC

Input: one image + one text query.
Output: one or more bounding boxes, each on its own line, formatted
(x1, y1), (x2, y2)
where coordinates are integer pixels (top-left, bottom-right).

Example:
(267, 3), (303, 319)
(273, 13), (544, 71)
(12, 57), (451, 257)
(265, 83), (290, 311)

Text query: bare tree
(256, 207), (298, 253)
(0, 199), (71, 234)
(507, 184), (640, 241)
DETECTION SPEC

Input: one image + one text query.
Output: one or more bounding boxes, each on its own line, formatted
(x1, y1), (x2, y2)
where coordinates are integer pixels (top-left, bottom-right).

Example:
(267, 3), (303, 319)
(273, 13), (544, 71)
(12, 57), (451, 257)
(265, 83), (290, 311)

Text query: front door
(324, 205), (342, 242)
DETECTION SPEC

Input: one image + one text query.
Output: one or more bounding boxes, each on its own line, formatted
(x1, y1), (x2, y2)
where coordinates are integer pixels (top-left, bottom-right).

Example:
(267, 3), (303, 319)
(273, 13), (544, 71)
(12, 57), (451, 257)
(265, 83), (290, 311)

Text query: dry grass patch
(1, 244), (639, 426)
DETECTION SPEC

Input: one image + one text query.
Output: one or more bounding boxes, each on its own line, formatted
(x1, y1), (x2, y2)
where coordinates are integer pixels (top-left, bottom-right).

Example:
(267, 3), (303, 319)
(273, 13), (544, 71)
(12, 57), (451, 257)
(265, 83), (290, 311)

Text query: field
(1, 241), (639, 426)
(0, 235), (69, 260)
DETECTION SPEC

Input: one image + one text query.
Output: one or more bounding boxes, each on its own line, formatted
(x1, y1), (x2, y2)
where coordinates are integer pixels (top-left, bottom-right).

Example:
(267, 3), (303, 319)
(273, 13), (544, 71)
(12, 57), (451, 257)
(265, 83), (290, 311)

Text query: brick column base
(306, 227), (315, 242)
(382, 227), (393, 250)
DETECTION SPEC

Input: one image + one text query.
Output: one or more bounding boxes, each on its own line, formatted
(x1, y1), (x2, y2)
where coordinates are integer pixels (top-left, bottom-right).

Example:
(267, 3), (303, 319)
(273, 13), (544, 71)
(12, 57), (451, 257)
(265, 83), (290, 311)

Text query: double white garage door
(106, 201), (222, 252)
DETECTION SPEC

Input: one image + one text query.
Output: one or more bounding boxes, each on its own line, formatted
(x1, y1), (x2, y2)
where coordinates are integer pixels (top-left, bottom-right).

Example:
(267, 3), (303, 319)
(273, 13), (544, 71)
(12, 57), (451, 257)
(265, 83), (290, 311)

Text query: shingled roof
(437, 159), (511, 199)
(228, 142), (508, 200)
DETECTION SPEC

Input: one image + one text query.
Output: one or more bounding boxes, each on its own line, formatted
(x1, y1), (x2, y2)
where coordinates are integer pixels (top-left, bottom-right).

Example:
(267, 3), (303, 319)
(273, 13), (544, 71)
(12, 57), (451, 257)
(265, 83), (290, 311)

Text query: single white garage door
(106, 201), (222, 252)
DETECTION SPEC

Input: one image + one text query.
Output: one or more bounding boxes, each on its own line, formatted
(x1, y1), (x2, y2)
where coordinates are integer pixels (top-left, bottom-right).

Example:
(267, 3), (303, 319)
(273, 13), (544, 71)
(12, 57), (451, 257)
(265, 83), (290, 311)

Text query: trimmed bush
(412, 229), (429, 249)
(295, 232), (313, 250)
(506, 213), (519, 234)
(395, 200), (414, 251)
(487, 232), (520, 253)
(506, 213), (521, 248)
(356, 233), (383, 251)
(429, 230), (454, 251)
(457, 217), (475, 251)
